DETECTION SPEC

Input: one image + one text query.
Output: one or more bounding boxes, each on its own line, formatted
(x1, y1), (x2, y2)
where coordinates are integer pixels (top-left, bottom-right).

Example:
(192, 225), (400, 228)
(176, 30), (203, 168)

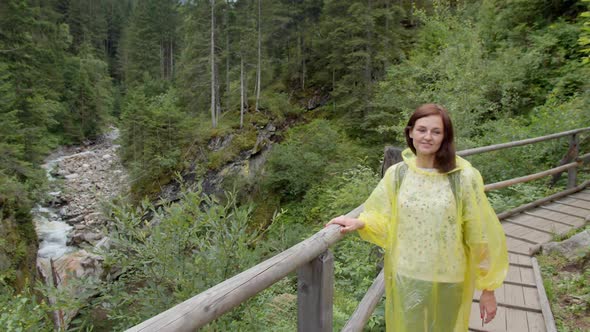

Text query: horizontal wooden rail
(496, 179), (590, 220)
(484, 161), (580, 191)
(127, 206), (362, 331)
(458, 127), (590, 157)
(578, 152), (590, 163)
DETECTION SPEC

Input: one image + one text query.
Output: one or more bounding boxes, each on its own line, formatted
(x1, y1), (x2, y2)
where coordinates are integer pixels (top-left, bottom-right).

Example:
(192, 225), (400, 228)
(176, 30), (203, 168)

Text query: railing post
(297, 250), (334, 332)
(568, 134), (579, 189)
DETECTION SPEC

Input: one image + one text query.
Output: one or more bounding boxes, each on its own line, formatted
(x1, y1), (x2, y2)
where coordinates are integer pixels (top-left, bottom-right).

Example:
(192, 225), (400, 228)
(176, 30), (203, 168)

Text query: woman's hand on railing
(325, 216), (365, 234)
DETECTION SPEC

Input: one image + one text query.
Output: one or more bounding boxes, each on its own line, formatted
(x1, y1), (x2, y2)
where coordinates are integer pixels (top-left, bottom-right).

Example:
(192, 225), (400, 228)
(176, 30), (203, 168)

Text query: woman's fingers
(325, 216), (346, 227)
(485, 306), (496, 323)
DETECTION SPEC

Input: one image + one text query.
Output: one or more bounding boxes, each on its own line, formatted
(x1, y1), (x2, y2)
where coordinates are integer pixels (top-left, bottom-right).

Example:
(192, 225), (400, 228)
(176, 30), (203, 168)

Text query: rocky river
(32, 128), (127, 325)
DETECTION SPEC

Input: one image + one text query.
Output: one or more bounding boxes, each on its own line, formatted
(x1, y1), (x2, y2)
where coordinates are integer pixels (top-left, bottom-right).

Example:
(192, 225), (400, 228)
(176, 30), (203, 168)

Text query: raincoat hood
(401, 148), (470, 174)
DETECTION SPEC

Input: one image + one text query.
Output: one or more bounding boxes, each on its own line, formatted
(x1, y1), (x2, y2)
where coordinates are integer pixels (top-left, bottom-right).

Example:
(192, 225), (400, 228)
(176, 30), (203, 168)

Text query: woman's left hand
(479, 290), (497, 324)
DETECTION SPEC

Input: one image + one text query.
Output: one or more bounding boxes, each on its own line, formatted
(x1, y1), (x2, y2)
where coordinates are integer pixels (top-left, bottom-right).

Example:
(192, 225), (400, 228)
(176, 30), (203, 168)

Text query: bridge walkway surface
(468, 188), (590, 332)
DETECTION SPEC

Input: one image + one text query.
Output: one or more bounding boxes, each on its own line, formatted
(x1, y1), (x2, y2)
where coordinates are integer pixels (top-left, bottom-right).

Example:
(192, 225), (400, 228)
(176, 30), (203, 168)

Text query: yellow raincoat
(358, 148), (508, 331)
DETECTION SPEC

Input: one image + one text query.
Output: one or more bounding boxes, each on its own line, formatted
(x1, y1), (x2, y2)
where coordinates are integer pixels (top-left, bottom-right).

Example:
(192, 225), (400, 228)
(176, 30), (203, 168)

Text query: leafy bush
(89, 185), (268, 329)
(263, 119), (356, 200)
(0, 284), (51, 331)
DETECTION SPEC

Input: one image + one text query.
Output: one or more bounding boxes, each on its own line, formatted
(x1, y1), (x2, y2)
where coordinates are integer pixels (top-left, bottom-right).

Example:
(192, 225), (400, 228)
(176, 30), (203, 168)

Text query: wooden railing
(128, 127), (590, 332)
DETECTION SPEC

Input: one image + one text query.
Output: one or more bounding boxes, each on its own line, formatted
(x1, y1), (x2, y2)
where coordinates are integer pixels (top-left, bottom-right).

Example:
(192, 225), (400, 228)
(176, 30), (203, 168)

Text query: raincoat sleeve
(356, 165), (396, 249)
(461, 167), (508, 291)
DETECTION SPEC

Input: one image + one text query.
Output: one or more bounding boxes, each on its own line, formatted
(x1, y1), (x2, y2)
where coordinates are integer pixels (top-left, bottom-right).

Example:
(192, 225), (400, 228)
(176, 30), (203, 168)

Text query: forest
(0, 0), (589, 330)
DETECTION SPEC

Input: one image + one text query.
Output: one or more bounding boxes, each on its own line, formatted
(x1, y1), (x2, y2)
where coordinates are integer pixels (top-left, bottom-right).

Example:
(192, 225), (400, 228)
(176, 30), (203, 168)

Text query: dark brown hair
(404, 103), (456, 172)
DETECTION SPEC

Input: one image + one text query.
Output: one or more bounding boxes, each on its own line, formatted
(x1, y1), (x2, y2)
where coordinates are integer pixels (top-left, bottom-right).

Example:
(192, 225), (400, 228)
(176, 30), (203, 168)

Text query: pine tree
(120, 0), (178, 85)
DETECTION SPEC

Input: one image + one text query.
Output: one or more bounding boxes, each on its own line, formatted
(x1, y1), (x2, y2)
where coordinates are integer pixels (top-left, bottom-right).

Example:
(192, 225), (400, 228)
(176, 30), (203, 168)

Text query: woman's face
(409, 115), (444, 158)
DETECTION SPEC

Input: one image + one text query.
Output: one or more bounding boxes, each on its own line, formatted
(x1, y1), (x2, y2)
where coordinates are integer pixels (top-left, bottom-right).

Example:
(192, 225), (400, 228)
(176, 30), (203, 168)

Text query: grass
(537, 225), (590, 332)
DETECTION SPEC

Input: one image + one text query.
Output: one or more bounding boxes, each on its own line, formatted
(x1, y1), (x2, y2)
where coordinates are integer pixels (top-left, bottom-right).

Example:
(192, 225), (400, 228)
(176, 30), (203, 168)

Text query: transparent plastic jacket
(358, 149), (508, 331)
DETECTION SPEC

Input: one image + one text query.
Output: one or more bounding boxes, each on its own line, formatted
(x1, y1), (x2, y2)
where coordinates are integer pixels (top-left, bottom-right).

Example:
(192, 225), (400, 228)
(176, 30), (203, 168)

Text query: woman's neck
(415, 154), (435, 168)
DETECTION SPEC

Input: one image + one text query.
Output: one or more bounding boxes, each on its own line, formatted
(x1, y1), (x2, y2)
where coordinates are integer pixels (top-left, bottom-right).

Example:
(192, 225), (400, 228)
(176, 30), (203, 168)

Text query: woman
(327, 104), (508, 331)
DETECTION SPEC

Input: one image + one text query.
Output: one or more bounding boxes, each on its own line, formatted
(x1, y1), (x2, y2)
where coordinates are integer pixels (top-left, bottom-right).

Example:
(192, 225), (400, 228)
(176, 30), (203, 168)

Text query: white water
(32, 159), (75, 259)
(32, 205), (73, 259)
(33, 127), (120, 260)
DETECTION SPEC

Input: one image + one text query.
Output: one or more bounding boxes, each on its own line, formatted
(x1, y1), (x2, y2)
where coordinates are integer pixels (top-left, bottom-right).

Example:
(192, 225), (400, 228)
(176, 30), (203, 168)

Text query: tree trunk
(171, 37), (174, 79)
(225, 6), (230, 111)
(255, 0), (262, 112)
(364, 0), (373, 117)
(332, 68), (336, 112)
(216, 64), (221, 121)
(210, 0), (217, 128)
(240, 57), (244, 129)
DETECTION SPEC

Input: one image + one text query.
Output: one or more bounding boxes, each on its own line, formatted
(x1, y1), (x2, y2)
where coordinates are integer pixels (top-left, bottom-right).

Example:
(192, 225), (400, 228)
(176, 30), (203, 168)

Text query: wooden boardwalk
(468, 188), (590, 332)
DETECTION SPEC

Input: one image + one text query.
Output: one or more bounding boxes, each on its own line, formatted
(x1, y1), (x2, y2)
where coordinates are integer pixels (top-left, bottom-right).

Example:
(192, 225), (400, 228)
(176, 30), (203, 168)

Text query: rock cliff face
(159, 122), (278, 202)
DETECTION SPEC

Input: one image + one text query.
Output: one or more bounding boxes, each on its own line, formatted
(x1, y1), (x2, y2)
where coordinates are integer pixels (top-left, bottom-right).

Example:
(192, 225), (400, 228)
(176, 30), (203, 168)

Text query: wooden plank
(503, 223), (552, 244)
(525, 210), (582, 227)
(531, 258), (557, 332)
(496, 180), (590, 220)
(543, 202), (589, 218)
(569, 192), (590, 202)
(297, 251), (334, 332)
(526, 312), (547, 332)
(505, 265), (523, 284)
(506, 308), (529, 332)
(505, 234), (538, 245)
(509, 253), (532, 267)
(503, 220), (554, 236)
(516, 254), (532, 267)
(523, 287), (541, 311)
(506, 238), (534, 255)
(505, 266), (536, 287)
(519, 267), (536, 287)
(556, 198), (590, 210)
(504, 284), (526, 308)
(524, 231), (553, 244)
(508, 214), (569, 234)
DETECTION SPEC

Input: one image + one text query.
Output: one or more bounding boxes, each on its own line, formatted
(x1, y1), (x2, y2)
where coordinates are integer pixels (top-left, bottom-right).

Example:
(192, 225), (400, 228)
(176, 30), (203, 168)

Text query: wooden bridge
(128, 127), (590, 332)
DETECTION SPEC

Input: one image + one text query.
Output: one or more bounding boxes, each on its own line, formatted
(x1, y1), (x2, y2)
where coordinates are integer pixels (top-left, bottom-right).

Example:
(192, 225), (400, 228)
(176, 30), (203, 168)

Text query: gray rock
(542, 229), (590, 261)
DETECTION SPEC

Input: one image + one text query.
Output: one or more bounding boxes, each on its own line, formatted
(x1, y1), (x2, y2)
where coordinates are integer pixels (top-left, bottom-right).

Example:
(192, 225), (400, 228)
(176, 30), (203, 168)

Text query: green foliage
(580, 0), (590, 63)
(0, 283), (52, 331)
(263, 119), (350, 200)
(60, 48), (114, 142)
(373, 8), (542, 144)
(120, 0), (178, 85)
(92, 185), (273, 329)
(119, 88), (193, 197)
(292, 163), (380, 224)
